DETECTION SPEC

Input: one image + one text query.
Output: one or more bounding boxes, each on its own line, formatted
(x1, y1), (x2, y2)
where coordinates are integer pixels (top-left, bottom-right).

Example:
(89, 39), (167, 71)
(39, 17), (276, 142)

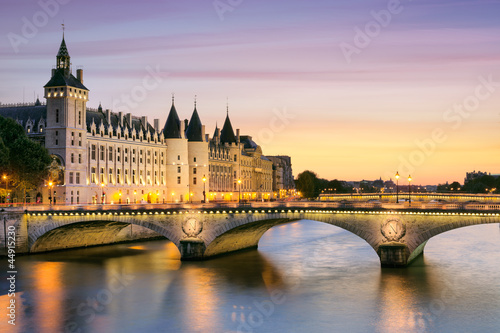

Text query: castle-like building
(0, 36), (294, 205)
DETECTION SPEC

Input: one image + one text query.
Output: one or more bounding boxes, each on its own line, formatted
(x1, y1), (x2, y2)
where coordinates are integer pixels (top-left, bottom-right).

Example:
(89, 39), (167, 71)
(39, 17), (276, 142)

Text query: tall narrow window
(71, 153), (74, 163)
(56, 109), (59, 123)
(78, 111), (82, 125)
(76, 172), (80, 184)
(91, 167), (96, 184)
(78, 154), (82, 164)
(78, 133), (82, 146)
(91, 145), (96, 160)
(55, 131), (58, 146)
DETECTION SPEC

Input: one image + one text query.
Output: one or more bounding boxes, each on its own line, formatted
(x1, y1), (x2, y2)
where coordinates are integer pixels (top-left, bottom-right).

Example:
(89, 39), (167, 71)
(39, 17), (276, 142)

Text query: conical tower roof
(57, 36), (70, 57)
(220, 113), (236, 144)
(186, 107), (203, 142)
(163, 101), (181, 139)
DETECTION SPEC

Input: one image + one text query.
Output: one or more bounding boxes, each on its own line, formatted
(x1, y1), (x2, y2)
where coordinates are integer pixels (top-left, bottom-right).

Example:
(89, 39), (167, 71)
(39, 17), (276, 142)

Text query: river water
(1, 220), (500, 333)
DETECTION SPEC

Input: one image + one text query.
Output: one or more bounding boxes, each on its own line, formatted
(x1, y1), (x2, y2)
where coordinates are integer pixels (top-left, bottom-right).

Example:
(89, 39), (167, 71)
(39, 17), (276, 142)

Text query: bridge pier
(378, 243), (408, 267)
(179, 238), (206, 261)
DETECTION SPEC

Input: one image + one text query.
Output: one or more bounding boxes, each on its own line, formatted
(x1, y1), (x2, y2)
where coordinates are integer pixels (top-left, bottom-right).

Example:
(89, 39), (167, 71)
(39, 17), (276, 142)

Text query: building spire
(56, 25), (70, 74)
(226, 97), (229, 115)
(171, 93), (175, 105)
(194, 94), (197, 109)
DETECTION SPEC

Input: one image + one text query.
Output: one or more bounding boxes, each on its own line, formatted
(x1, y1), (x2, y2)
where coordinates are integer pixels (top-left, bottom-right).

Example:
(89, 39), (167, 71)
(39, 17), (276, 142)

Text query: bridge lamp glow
(395, 172), (400, 203)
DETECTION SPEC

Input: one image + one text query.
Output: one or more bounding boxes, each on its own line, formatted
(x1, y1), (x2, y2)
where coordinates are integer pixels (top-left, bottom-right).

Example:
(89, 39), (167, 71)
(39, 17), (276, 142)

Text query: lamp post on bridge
(408, 175), (412, 206)
(48, 181), (53, 207)
(101, 182), (105, 204)
(202, 175), (207, 203)
(395, 171), (400, 203)
(237, 179), (242, 203)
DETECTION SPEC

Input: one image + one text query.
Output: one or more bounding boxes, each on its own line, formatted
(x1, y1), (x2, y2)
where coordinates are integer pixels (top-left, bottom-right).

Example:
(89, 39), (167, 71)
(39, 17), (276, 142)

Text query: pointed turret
(56, 33), (71, 76)
(44, 34), (87, 90)
(220, 111), (236, 144)
(163, 97), (181, 139)
(186, 105), (203, 142)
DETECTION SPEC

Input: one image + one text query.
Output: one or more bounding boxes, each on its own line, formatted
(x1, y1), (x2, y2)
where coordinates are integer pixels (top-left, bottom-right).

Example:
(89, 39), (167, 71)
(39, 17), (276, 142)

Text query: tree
(295, 170), (320, 199)
(0, 116), (52, 202)
(463, 175), (496, 193)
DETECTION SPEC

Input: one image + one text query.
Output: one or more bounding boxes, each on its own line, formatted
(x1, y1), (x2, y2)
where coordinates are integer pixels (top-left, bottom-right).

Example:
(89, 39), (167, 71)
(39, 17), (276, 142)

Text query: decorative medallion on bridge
(182, 218), (203, 237)
(381, 218), (406, 242)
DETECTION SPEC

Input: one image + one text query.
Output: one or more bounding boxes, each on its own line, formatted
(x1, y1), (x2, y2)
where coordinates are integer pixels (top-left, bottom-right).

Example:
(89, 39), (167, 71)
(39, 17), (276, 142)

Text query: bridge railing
(4, 200), (500, 213)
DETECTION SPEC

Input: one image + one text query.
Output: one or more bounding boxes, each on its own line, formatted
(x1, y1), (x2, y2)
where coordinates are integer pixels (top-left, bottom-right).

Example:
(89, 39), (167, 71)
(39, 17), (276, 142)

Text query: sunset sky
(1, 0), (499, 185)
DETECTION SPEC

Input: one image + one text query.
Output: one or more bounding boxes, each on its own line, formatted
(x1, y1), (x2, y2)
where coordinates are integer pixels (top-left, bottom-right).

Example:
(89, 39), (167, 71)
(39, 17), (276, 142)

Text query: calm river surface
(1, 220), (500, 333)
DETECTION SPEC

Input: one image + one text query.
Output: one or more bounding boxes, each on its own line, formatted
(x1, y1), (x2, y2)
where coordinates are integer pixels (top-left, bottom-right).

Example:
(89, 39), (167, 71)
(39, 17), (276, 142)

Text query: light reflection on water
(0, 220), (499, 333)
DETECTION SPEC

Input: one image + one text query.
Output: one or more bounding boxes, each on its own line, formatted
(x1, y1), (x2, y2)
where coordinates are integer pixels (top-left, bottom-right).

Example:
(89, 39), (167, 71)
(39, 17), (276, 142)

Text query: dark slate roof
(57, 37), (69, 57)
(0, 105), (47, 131)
(163, 103), (181, 139)
(213, 123), (219, 139)
(240, 135), (258, 149)
(44, 69), (88, 90)
(86, 108), (155, 139)
(186, 108), (203, 142)
(220, 114), (236, 144)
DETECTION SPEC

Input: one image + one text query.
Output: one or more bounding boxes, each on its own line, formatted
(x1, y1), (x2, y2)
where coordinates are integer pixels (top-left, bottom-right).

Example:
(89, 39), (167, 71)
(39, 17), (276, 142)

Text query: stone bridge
(2, 203), (499, 267)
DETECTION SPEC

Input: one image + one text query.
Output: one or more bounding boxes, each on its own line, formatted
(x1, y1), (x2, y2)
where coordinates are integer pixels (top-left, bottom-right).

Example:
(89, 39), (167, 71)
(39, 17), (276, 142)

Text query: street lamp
(171, 192), (175, 203)
(134, 190), (137, 203)
(408, 175), (412, 206)
(48, 181), (53, 206)
(101, 183), (105, 204)
(119, 191), (122, 204)
(202, 175), (207, 203)
(2, 175), (7, 205)
(395, 171), (400, 203)
(237, 179), (242, 203)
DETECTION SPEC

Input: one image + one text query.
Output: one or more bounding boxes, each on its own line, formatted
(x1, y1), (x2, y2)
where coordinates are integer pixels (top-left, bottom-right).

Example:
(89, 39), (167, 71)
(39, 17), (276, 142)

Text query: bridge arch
(406, 216), (500, 263)
(203, 214), (380, 259)
(27, 215), (183, 253)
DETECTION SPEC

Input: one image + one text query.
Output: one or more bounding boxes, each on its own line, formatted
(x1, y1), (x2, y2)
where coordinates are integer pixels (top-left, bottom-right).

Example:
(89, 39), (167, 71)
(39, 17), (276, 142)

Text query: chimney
(202, 125), (206, 141)
(205, 134), (209, 142)
(126, 113), (132, 126)
(154, 119), (159, 132)
(118, 111), (123, 127)
(51, 68), (55, 77)
(236, 129), (240, 143)
(141, 116), (148, 128)
(180, 119), (186, 138)
(105, 109), (111, 124)
(77, 69), (83, 83)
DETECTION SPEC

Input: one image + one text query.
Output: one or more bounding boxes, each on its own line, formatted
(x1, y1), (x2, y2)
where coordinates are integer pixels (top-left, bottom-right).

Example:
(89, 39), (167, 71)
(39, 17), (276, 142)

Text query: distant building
(465, 170), (492, 183)
(265, 155), (294, 198)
